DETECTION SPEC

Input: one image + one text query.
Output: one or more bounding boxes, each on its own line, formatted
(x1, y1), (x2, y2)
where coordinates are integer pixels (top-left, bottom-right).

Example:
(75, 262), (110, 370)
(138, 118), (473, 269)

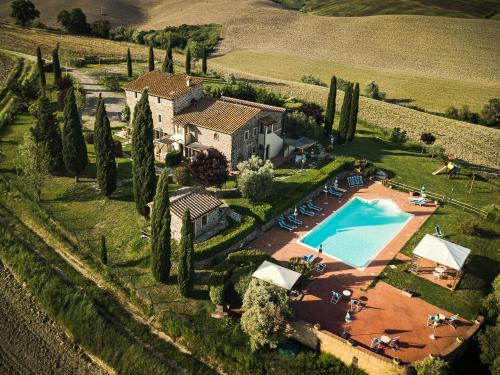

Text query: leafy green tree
(56, 8), (90, 35)
(337, 83), (353, 145)
(100, 235), (107, 265)
(126, 48), (132, 78)
(52, 44), (62, 82)
(62, 88), (88, 182)
(10, 0), (39, 26)
(178, 209), (194, 296)
(148, 45), (154, 72)
(35, 46), (45, 87)
(324, 76), (337, 137)
(202, 47), (207, 74)
(94, 96), (117, 197)
(364, 80), (385, 100)
(132, 89), (156, 215)
(185, 48), (191, 75)
(91, 20), (111, 38)
(30, 93), (64, 174)
(481, 98), (500, 127)
(241, 279), (291, 351)
(478, 275), (500, 374)
(347, 82), (359, 142)
(237, 156), (274, 202)
(150, 170), (171, 282)
(414, 357), (450, 375)
(16, 135), (50, 201)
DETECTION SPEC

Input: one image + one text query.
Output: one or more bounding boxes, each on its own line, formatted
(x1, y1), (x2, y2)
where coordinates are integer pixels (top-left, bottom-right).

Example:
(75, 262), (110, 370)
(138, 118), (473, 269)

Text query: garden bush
(172, 163), (191, 185)
(165, 150), (182, 167)
(113, 139), (123, 157)
(97, 73), (122, 92)
(300, 74), (325, 86)
(389, 127), (408, 144)
(362, 162), (377, 178)
(195, 215), (257, 260)
(459, 220), (481, 236)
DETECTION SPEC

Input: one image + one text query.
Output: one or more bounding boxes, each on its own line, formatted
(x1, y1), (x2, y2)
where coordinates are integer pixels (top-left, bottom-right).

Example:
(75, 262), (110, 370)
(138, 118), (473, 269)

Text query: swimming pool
(298, 197), (413, 270)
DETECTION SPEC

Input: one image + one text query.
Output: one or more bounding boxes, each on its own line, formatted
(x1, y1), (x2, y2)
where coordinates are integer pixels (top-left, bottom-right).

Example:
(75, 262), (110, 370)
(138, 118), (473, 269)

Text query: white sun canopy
(413, 234), (471, 270)
(252, 261), (302, 290)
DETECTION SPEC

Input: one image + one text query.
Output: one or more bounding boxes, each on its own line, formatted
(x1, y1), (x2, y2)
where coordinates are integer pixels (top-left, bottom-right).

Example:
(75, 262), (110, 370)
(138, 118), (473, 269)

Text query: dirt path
(0, 262), (108, 375)
(0, 49), (126, 129)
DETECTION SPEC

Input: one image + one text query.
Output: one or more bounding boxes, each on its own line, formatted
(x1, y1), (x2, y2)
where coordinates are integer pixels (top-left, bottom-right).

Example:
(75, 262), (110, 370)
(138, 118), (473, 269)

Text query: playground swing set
(432, 156), (461, 178)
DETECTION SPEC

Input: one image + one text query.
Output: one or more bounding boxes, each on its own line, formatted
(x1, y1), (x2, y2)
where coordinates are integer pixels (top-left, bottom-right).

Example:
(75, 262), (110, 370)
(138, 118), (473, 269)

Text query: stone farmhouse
(124, 71), (286, 167)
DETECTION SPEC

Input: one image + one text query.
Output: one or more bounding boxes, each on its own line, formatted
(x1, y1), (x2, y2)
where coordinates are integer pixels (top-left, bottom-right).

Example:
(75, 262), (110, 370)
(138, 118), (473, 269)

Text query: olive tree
(237, 155), (274, 202)
(240, 278), (291, 351)
(414, 357), (450, 375)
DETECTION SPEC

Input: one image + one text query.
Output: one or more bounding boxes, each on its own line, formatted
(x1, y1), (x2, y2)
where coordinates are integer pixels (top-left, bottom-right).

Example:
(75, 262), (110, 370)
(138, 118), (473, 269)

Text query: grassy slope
(0, 51), (16, 87)
(302, 0), (500, 18)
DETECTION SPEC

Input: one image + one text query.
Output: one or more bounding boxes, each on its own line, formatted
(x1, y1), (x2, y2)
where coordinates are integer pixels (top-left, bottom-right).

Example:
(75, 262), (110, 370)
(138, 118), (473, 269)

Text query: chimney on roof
(186, 76), (191, 87)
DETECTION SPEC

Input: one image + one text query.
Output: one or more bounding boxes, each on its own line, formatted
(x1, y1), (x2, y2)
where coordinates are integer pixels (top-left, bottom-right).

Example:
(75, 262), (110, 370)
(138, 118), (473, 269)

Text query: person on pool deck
(319, 244), (323, 254)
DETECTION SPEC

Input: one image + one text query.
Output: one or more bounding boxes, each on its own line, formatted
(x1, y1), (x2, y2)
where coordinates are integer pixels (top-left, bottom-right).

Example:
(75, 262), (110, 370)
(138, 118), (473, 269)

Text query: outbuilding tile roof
(170, 189), (223, 220)
(124, 71), (202, 100)
(173, 98), (261, 134)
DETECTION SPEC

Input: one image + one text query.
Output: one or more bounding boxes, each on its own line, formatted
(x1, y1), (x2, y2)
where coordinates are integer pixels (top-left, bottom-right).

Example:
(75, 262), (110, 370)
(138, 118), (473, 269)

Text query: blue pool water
(299, 197), (412, 269)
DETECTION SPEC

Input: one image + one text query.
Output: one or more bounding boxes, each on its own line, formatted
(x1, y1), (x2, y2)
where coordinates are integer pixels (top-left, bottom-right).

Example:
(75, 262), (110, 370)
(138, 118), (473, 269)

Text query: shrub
(459, 220), (481, 236)
(300, 74), (325, 86)
(364, 81), (385, 100)
(389, 127), (408, 144)
(241, 279), (291, 351)
(362, 163), (377, 178)
(121, 104), (130, 122)
(84, 131), (94, 144)
(420, 132), (436, 146)
(484, 204), (500, 224)
(205, 81), (287, 107)
(113, 139), (123, 157)
(190, 148), (228, 188)
(165, 150), (182, 167)
(237, 156), (274, 203)
(195, 215), (257, 260)
(55, 75), (73, 91)
(297, 102), (324, 125)
(172, 163), (191, 185)
(288, 256), (313, 279)
(414, 357), (450, 375)
(286, 111), (319, 139)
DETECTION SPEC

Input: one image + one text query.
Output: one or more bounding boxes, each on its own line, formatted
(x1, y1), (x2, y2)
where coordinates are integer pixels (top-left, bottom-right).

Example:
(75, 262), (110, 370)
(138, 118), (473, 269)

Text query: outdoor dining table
(342, 290), (352, 297)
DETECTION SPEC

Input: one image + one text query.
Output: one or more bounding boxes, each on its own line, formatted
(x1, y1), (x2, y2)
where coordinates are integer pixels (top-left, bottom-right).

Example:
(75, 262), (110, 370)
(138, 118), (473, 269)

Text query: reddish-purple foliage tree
(189, 148), (228, 188)
(297, 102), (324, 125)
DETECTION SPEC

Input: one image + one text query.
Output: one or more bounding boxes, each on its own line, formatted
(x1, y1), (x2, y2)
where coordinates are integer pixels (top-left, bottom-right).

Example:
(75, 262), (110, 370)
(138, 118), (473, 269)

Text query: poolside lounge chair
(370, 338), (381, 351)
(350, 298), (362, 312)
(315, 263), (326, 273)
(409, 197), (429, 206)
(299, 205), (315, 217)
(434, 225), (444, 238)
(388, 337), (400, 352)
(334, 186), (347, 193)
(287, 214), (303, 225)
(328, 186), (343, 196)
(444, 314), (459, 329)
(347, 175), (364, 187)
(306, 200), (323, 211)
(303, 254), (315, 263)
(432, 271), (442, 279)
(330, 291), (342, 304)
(278, 219), (295, 232)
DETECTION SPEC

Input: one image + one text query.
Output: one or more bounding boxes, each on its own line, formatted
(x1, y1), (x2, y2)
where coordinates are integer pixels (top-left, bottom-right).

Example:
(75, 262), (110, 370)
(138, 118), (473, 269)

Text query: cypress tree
(167, 43), (173, 60)
(52, 44), (62, 82)
(100, 235), (107, 265)
(347, 82), (360, 142)
(132, 89), (156, 215)
(201, 48), (207, 75)
(178, 208), (194, 296)
(62, 88), (88, 182)
(185, 48), (191, 75)
(166, 59), (173, 74)
(31, 93), (64, 174)
(150, 169), (171, 282)
(94, 95), (117, 197)
(161, 51), (169, 73)
(148, 45), (154, 72)
(126, 48), (132, 78)
(36, 46), (46, 87)
(337, 83), (353, 145)
(324, 76), (337, 137)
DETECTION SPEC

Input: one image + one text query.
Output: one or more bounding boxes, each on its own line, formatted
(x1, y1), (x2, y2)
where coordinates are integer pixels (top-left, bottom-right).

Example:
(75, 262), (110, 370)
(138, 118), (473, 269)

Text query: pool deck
(250, 181), (472, 363)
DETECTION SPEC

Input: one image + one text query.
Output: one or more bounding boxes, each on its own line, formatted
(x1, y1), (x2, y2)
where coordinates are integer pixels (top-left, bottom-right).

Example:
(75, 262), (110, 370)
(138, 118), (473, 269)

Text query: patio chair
(355, 176), (364, 186)
(306, 200), (323, 211)
(388, 336), (400, 352)
(347, 176), (356, 187)
(315, 263), (326, 273)
(350, 298), (362, 312)
(330, 291), (342, 304)
(432, 271), (442, 279)
(287, 214), (303, 225)
(299, 206), (315, 217)
(328, 186), (343, 196)
(408, 262), (419, 274)
(434, 225), (444, 238)
(370, 338), (382, 351)
(444, 314), (459, 329)
(410, 198), (429, 206)
(333, 186), (347, 193)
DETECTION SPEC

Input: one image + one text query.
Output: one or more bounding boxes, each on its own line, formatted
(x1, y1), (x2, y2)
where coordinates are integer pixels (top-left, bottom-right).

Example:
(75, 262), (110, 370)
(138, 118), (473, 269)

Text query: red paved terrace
(251, 181), (472, 363)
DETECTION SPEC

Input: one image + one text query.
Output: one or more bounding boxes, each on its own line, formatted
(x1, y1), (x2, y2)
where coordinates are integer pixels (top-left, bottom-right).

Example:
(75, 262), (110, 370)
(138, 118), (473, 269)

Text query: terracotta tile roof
(170, 189), (223, 219)
(220, 96), (286, 113)
(124, 71), (202, 100)
(173, 98), (261, 134)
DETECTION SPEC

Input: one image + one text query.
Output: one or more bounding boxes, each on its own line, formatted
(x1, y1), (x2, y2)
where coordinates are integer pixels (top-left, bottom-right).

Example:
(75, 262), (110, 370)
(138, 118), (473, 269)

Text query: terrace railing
(384, 180), (488, 218)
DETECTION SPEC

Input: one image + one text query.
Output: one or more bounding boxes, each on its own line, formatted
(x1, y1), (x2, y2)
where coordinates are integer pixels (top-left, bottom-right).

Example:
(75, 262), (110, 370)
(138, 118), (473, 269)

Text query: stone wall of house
(171, 207), (225, 241)
(188, 125), (234, 163)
